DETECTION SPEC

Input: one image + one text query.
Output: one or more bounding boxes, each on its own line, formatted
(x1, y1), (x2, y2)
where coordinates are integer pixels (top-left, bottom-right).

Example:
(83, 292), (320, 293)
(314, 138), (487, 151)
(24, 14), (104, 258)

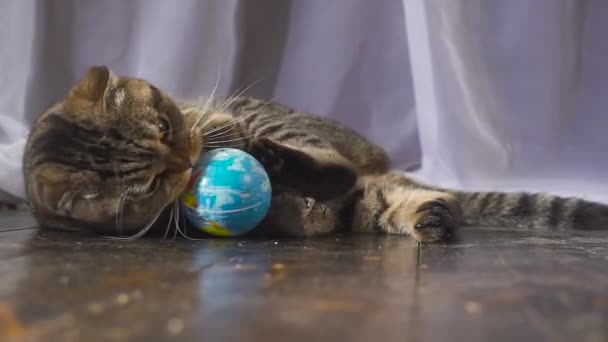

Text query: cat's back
(227, 96), (391, 174)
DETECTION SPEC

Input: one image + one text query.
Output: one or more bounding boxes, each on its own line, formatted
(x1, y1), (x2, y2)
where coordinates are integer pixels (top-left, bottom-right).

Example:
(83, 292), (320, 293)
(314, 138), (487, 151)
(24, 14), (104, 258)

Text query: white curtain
(1, 0), (607, 204)
(404, 0), (608, 203)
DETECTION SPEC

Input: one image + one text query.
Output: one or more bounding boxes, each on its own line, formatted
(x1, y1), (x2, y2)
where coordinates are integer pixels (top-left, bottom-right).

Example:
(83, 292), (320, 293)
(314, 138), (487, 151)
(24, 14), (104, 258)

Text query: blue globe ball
(180, 148), (272, 236)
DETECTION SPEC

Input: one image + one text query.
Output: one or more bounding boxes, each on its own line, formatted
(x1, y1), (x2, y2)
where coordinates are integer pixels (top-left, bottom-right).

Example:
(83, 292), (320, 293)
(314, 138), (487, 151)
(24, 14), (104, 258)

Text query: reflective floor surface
(0, 210), (607, 342)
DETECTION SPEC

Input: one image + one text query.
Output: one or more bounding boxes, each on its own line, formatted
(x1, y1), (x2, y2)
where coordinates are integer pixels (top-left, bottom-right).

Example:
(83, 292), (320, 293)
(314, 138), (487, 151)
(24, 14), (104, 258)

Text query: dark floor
(0, 211), (607, 342)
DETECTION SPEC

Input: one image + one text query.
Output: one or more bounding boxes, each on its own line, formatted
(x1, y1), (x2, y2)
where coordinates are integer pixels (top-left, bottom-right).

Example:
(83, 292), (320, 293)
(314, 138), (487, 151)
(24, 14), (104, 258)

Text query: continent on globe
(180, 148), (272, 237)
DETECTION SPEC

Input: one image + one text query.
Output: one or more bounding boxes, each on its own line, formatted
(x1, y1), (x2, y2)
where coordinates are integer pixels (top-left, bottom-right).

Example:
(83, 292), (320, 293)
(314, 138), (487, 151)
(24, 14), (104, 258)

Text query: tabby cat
(23, 66), (608, 242)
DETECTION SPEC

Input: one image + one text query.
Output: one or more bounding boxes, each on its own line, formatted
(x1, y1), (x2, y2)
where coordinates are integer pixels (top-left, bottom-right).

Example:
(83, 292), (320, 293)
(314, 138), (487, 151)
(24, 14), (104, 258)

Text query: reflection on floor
(0, 210), (607, 342)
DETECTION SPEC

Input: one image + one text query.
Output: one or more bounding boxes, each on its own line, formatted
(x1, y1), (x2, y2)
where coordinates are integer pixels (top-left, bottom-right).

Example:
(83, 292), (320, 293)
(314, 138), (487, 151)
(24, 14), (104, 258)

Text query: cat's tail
(451, 190), (608, 231)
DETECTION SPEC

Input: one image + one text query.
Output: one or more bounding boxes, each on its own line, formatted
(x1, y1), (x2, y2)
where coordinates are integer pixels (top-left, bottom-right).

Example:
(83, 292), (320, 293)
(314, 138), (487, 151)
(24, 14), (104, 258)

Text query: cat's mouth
(169, 167), (193, 201)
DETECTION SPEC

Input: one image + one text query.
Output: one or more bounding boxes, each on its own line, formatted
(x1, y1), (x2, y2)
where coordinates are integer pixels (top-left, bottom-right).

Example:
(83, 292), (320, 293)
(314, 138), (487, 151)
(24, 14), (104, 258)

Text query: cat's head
(24, 66), (202, 235)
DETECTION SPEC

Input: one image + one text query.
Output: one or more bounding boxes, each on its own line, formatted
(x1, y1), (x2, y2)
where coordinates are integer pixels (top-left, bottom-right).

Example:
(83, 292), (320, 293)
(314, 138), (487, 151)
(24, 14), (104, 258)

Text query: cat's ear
(69, 66), (118, 102)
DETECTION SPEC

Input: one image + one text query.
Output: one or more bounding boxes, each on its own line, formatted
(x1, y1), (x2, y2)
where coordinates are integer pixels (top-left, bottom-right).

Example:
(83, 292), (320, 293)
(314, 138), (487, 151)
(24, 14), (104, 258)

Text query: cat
(23, 66), (608, 242)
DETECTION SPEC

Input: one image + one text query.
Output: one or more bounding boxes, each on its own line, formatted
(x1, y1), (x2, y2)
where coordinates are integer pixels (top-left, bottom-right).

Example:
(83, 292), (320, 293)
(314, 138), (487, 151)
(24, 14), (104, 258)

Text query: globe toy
(180, 148), (272, 237)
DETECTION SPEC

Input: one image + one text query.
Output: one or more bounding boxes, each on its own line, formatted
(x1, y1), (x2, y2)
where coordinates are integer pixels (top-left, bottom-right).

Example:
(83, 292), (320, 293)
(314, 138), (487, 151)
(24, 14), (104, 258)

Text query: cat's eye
(158, 118), (171, 144)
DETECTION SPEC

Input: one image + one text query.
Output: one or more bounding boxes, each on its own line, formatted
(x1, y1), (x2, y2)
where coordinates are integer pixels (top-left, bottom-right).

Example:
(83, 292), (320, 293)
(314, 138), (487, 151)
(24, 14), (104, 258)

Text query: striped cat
(23, 66), (608, 242)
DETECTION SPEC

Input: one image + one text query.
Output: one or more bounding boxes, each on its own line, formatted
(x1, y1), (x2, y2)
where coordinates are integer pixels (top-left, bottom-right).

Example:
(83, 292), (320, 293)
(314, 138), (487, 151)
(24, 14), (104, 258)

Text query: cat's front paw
(412, 200), (457, 243)
(249, 139), (284, 178)
(251, 138), (357, 200)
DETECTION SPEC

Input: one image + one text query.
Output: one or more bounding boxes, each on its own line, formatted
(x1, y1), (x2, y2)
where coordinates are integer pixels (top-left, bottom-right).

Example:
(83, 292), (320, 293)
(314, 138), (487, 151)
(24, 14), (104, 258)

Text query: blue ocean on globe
(180, 148), (272, 236)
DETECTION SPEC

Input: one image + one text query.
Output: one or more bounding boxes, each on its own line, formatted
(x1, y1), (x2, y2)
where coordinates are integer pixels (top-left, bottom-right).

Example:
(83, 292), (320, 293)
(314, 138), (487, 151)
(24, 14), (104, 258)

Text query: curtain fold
(1, 0), (607, 203)
(404, 0), (608, 203)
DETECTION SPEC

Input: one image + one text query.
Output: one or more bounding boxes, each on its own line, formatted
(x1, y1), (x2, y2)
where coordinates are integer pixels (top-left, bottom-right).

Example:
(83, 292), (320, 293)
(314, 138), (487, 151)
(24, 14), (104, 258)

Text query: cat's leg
(182, 104), (358, 200)
(250, 138), (358, 201)
(351, 172), (463, 243)
(252, 188), (344, 237)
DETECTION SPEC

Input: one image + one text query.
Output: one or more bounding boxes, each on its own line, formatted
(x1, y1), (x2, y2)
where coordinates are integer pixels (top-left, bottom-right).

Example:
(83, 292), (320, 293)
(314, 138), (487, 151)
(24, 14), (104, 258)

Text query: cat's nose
(189, 154), (199, 169)
(181, 158), (193, 171)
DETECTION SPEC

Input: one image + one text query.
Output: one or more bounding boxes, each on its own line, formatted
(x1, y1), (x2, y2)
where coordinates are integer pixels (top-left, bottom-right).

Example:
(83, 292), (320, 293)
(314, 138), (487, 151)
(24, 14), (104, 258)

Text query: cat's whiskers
(103, 207), (164, 241)
(173, 200), (207, 241)
(204, 143), (246, 149)
(201, 98), (277, 138)
(193, 79), (266, 139)
(163, 204), (175, 240)
(202, 123), (238, 140)
(190, 69), (222, 132)
(115, 188), (132, 235)
(214, 79), (263, 114)
(204, 143), (248, 150)
(204, 133), (258, 147)
(190, 97), (216, 133)
(173, 200), (180, 226)
(195, 110), (219, 134)
(172, 201), (180, 239)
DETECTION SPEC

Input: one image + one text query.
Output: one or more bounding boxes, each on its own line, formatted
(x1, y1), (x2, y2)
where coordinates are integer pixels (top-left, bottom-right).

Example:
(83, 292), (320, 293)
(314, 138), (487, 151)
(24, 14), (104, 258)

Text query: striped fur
(23, 66), (608, 242)
(454, 191), (608, 231)
(256, 172), (608, 242)
(24, 67), (197, 234)
(194, 96), (608, 240)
